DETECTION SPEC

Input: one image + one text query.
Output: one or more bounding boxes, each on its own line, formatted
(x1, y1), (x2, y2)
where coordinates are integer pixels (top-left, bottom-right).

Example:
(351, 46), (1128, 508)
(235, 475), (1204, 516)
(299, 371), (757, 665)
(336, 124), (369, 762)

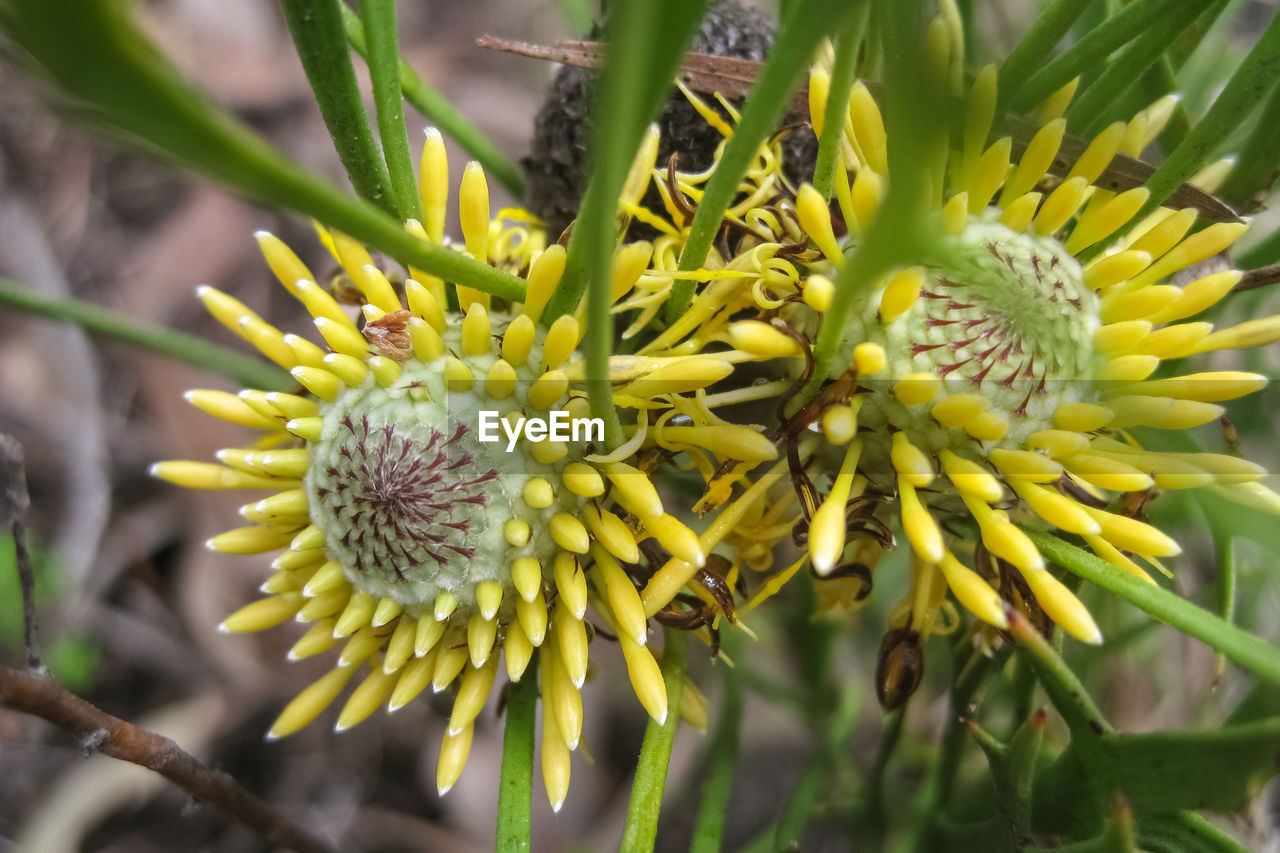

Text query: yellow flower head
(150, 134), (747, 810)
(677, 40), (1280, 708)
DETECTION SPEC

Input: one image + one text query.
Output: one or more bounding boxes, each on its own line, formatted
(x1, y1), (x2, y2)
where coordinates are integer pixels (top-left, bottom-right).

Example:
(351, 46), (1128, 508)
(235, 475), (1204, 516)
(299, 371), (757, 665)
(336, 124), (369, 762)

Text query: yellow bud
(383, 617), (417, 673)
(854, 342), (887, 374)
(554, 553), (588, 619)
(390, 650), (438, 712)
(220, 593), (302, 633)
(1020, 569), (1102, 644)
(206, 525), (293, 555)
(937, 550), (1007, 629)
(336, 666), (397, 732)
(268, 666), (356, 739)
(644, 513), (705, 568)
(150, 461), (281, 491)
(436, 723), (475, 795)
(602, 461), (663, 520)
(621, 635), (668, 724)
(1108, 371), (1266, 403)
(797, 183), (845, 266)
(987, 448), (1064, 483)
(461, 303), (492, 357)
(962, 496), (1044, 572)
(521, 478), (554, 509)
(728, 320), (803, 358)
(899, 481), (944, 565)
(449, 656), (499, 735)
(893, 372), (940, 407)
(803, 274), (834, 312)
(1009, 479), (1100, 535)
(550, 512), (590, 554)
(1083, 250), (1151, 291)
(938, 450), (1003, 502)
(879, 267), (925, 322)
(517, 592), (548, 646)
(1063, 453), (1154, 492)
(931, 393), (988, 428)
(891, 432), (934, 487)
(563, 462), (605, 497)
(1053, 401), (1113, 431)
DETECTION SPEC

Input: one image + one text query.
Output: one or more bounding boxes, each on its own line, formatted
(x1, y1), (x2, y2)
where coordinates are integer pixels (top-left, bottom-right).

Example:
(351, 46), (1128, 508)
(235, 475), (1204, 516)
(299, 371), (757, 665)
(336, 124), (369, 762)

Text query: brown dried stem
(0, 433), (334, 853)
(0, 665), (335, 853)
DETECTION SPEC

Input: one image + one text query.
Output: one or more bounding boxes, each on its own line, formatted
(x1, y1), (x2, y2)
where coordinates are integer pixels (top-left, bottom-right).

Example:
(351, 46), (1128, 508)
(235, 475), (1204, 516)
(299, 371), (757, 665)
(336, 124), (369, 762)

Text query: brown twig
(0, 433), (41, 672)
(0, 665), (335, 853)
(0, 432), (334, 853)
(1235, 261), (1280, 293)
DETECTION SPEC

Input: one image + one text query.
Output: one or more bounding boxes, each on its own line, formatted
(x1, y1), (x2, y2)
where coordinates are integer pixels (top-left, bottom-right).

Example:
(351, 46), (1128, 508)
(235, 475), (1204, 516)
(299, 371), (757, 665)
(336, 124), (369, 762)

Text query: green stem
(805, 0), (941, 405)
(664, 0), (860, 321)
(1065, 0), (1211, 135)
(549, 0), (709, 447)
(774, 684), (861, 851)
(0, 279), (290, 390)
(1011, 0), (1197, 112)
(997, 0), (1093, 108)
(1026, 529), (1280, 684)
(689, 632), (744, 853)
(496, 655), (538, 853)
(812, 5), (868, 199)
(359, 0), (421, 222)
(1130, 9), (1280, 223)
(341, 7), (525, 199)
(619, 629), (688, 853)
(1006, 607), (1113, 740)
(280, 0), (396, 216)
(1212, 533), (1237, 683)
(864, 706), (907, 849)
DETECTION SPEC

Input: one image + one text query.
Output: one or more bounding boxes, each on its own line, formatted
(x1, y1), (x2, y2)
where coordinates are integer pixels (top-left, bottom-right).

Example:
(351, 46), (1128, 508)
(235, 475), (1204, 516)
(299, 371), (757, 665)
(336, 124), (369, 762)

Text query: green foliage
(1, 536), (98, 692)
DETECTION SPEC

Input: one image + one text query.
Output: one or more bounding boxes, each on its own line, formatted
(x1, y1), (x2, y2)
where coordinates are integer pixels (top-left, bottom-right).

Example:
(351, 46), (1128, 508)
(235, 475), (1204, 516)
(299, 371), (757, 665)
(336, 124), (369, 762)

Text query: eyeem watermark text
(477, 411), (604, 452)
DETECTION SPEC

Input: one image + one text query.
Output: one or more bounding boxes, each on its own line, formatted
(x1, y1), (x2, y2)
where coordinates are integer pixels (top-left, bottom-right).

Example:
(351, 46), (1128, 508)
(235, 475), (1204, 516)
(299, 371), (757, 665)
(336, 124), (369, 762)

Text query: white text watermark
(477, 410), (604, 452)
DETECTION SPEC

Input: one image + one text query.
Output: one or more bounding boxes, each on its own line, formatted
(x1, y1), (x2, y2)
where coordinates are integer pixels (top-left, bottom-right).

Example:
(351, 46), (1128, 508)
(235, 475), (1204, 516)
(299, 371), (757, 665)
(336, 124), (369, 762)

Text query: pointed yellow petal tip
(551, 798), (565, 814)
(437, 784), (453, 797)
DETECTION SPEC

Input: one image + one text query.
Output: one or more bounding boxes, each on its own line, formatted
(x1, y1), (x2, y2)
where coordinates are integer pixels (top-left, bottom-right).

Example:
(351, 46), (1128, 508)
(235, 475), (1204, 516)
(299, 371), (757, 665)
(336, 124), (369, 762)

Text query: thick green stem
(359, 0), (421, 222)
(546, 0), (709, 447)
(280, 0), (396, 216)
(665, 0), (860, 321)
(812, 5), (868, 199)
(619, 629), (688, 853)
(496, 656), (538, 853)
(0, 279), (290, 390)
(341, 7), (525, 199)
(1026, 529), (1280, 684)
(689, 632), (744, 853)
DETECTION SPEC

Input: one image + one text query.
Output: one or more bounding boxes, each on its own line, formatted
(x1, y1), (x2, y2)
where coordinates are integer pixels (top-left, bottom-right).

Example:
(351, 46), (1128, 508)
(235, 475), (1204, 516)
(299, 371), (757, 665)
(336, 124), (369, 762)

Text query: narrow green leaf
(1065, 0), (1213, 135)
(619, 630), (687, 853)
(1218, 76), (1280, 208)
(496, 655), (538, 853)
(689, 633), (744, 853)
(280, 0), (396, 216)
(812, 6), (869, 200)
(1137, 812), (1251, 853)
(1011, 0), (1198, 113)
(341, 6), (525, 198)
(664, 0), (861, 321)
(1130, 10), (1280, 222)
(359, 0), (422, 222)
(997, 0), (1093, 107)
(1025, 529), (1280, 684)
(546, 0), (709, 448)
(0, 277), (290, 386)
(0, 0), (526, 301)
(805, 1), (945, 406)
(773, 684), (860, 851)
(0, 279), (290, 390)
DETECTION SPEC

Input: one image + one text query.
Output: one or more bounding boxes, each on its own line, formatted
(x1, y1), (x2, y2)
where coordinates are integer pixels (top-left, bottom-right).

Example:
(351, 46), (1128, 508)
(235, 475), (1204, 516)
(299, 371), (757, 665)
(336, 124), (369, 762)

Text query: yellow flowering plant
(3, 0), (1280, 851)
